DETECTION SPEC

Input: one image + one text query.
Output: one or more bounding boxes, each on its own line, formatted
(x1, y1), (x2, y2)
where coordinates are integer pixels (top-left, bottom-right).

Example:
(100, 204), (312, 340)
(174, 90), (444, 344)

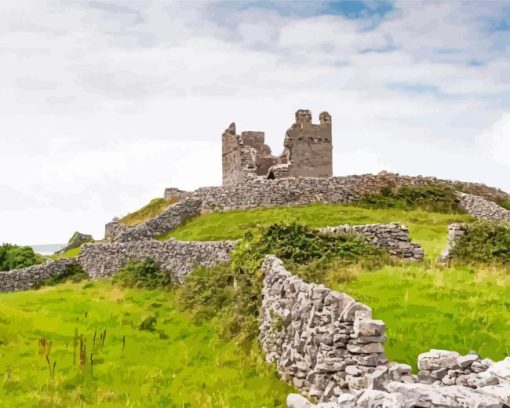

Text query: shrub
(0, 244), (44, 272)
(179, 223), (389, 346)
(112, 259), (173, 290)
(497, 199), (510, 211)
(450, 221), (510, 265)
(358, 183), (461, 213)
(34, 263), (88, 288)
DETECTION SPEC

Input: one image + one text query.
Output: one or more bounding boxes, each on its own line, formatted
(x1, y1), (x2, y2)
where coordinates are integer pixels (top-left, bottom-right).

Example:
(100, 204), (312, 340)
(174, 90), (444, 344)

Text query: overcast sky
(1, 0), (509, 245)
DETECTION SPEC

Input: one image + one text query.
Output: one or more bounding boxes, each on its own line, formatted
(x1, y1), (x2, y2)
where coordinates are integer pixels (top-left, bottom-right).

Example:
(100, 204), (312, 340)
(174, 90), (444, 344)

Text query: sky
(1, 0), (509, 245)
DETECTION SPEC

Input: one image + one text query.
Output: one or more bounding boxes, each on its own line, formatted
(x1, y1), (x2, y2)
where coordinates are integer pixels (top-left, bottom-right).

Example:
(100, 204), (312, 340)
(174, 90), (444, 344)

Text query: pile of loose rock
(287, 353), (510, 407)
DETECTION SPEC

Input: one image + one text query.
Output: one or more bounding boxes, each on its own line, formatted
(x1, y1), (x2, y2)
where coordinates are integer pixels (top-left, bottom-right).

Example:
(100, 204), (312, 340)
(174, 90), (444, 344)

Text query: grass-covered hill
(1, 184), (510, 407)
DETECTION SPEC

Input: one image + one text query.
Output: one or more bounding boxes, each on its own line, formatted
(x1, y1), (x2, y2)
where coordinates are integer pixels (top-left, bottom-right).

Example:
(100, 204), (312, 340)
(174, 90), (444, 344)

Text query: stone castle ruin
(222, 109), (333, 185)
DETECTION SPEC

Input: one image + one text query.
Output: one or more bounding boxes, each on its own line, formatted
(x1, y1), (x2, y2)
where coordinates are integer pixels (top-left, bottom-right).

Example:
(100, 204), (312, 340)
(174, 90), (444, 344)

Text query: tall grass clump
(358, 183), (461, 214)
(112, 258), (173, 289)
(179, 223), (389, 346)
(450, 221), (510, 266)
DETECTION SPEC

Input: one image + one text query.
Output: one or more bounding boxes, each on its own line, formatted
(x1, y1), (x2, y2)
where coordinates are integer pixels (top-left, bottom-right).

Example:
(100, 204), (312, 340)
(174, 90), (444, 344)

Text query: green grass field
(161, 204), (510, 366)
(333, 263), (510, 366)
(161, 204), (473, 259)
(0, 281), (292, 407)
(120, 198), (179, 227)
(2, 203), (509, 406)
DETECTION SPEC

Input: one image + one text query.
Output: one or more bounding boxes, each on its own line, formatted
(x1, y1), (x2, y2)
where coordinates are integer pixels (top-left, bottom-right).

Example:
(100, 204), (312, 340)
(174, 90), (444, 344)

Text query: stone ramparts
(105, 173), (510, 243)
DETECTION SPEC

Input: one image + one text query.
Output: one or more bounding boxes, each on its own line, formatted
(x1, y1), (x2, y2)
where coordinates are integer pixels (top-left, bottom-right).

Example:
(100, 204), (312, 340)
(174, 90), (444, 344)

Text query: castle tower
(221, 109), (333, 185)
(281, 109), (333, 178)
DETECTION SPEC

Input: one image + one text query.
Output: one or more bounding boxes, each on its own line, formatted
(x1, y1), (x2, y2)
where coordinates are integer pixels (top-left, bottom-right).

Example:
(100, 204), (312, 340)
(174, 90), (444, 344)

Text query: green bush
(179, 223), (389, 346)
(0, 244), (43, 272)
(358, 183), (461, 213)
(113, 259), (173, 290)
(34, 263), (88, 288)
(497, 199), (510, 211)
(450, 221), (510, 265)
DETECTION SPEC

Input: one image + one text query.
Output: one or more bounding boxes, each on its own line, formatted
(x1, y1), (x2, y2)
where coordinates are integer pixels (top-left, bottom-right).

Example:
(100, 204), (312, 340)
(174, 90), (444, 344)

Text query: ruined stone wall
(107, 198), (202, 242)
(107, 173), (509, 243)
(0, 259), (78, 292)
(439, 223), (468, 262)
(193, 173), (508, 214)
(79, 239), (237, 283)
(261, 256), (510, 407)
(457, 192), (510, 223)
(319, 223), (424, 261)
(283, 110), (332, 179)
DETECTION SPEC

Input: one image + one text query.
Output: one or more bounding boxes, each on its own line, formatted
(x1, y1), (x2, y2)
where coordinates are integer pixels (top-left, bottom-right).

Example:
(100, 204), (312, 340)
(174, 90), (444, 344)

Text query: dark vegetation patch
(112, 258), (173, 290)
(178, 223), (389, 347)
(450, 221), (510, 266)
(0, 244), (44, 272)
(358, 183), (462, 214)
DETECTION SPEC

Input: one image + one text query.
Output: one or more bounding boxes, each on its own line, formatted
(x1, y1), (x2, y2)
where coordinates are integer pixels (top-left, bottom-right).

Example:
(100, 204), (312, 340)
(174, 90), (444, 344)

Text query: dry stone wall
(79, 239), (236, 283)
(0, 259), (78, 292)
(190, 173), (509, 214)
(319, 223), (424, 261)
(106, 173), (509, 243)
(106, 199), (202, 242)
(440, 223), (468, 262)
(260, 256), (510, 407)
(457, 192), (510, 223)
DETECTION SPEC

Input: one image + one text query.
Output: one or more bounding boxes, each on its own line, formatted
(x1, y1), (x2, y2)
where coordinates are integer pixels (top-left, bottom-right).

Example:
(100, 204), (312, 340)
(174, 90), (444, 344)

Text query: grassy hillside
(119, 197), (180, 227)
(161, 204), (510, 366)
(333, 263), (510, 366)
(0, 281), (292, 407)
(160, 204), (473, 259)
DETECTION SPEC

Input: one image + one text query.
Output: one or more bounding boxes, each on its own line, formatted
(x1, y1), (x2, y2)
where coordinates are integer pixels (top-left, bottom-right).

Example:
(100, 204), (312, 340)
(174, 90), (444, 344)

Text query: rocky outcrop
(0, 259), (78, 292)
(79, 239), (236, 283)
(457, 192), (510, 223)
(56, 231), (93, 254)
(319, 223), (424, 261)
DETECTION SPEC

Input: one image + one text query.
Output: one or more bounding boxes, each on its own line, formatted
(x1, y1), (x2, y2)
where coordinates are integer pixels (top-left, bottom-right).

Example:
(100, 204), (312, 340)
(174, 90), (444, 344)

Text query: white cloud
(479, 114), (510, 168)
(0, 0), (509, 245)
